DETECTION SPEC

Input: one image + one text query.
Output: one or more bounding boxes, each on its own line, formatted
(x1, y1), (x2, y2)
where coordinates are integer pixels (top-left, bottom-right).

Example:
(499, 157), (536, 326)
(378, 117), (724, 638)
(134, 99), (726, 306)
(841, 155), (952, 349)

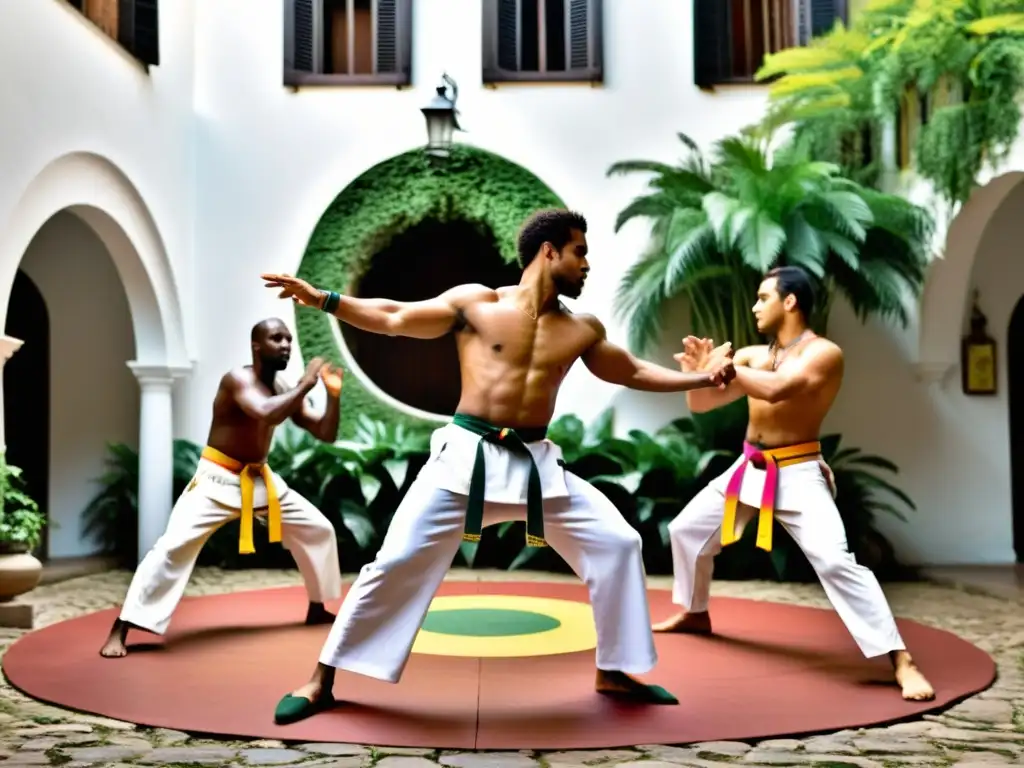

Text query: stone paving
(0, 567), (1022, 768)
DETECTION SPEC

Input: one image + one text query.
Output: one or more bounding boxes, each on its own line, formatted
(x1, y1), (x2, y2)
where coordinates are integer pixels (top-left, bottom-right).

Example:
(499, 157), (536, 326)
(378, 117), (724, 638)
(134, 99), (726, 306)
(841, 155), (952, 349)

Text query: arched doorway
(0, 152), (190, 563)
(13, 212), (138, 559)
(3, 270), (50, 559)
(1008, 295), (1024, 562)
(342, 218), (521, 414)
(295, 144), (565, 436)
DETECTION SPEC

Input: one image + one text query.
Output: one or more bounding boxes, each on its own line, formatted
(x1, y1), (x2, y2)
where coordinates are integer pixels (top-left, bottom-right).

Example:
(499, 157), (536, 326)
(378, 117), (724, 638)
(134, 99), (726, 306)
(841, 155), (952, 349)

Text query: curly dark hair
(516, 209), (588, 268)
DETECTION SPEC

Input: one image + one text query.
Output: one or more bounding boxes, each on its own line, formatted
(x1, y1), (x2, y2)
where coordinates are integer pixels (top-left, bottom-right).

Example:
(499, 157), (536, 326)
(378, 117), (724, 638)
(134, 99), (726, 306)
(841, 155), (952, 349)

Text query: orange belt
(200, 446), (281, 555)
(722, 440), (822, 552)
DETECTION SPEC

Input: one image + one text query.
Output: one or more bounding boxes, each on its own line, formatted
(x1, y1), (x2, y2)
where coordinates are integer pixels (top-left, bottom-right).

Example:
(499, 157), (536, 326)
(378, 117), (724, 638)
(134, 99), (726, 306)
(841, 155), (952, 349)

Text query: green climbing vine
(294, 144), (564, 436)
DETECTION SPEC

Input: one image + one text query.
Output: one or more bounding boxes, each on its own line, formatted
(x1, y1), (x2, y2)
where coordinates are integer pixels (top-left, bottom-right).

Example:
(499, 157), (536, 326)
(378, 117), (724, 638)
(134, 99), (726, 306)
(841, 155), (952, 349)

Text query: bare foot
(304, 602), (336, 626)
(892, 652), (935, 701)
(652, 610), (712, 634)
(99, 619), (130, 658)
(595, 669), (678, 704)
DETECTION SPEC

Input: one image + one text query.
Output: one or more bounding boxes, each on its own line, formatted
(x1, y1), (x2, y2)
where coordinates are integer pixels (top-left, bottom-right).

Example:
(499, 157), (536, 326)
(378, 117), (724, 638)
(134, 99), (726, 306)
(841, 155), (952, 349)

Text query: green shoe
(598, 683), (679, 705)
(273, 692), (335, 725)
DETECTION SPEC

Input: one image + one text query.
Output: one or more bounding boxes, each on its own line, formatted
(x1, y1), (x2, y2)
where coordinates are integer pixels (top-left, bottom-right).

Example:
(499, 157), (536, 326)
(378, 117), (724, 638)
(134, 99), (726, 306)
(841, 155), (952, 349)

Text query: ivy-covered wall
(295, 144), (564, 436)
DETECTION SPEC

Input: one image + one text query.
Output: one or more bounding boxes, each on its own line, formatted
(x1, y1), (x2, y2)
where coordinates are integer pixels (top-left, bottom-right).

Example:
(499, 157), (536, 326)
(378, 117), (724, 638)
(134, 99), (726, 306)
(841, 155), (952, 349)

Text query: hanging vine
(756, 0), (1024, 208)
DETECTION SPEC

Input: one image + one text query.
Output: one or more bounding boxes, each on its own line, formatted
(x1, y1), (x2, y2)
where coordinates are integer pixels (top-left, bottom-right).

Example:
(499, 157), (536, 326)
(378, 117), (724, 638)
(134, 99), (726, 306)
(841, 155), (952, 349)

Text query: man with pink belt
(653, 266), (935, 702)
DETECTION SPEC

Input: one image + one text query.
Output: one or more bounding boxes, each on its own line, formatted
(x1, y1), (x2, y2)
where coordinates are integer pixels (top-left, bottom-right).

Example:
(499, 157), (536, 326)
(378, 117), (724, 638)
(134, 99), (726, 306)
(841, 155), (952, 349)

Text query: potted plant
(0, 450), (46, 601)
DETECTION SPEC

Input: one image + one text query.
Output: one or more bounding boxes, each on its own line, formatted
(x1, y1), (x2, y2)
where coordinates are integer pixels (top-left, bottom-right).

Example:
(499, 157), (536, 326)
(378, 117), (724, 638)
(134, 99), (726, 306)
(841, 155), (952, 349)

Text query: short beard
(259, 355), (288, 372)
(553, 275), (581, 299)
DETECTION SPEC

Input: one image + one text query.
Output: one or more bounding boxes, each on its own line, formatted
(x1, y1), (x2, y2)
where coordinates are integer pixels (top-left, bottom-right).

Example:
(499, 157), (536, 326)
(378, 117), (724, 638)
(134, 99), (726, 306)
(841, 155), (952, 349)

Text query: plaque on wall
(961, 290), (997, 396)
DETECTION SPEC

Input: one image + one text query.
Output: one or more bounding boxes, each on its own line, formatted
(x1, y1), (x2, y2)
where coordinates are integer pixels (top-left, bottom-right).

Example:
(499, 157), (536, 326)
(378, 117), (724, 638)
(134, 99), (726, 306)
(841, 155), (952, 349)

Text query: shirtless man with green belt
(260, 208), (735, 724)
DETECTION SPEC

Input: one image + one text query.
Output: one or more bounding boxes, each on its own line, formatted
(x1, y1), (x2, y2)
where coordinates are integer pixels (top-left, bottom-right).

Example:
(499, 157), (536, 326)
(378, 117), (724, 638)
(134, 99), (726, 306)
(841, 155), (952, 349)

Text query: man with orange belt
(99, 318), (344, 658)
(653, 266), (936, 702)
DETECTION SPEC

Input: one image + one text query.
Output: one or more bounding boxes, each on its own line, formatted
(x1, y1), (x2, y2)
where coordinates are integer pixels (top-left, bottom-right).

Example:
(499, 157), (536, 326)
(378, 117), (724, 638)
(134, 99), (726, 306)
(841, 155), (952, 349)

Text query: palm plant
(81, 440), (200, 567)
(608, 130), (933, 356)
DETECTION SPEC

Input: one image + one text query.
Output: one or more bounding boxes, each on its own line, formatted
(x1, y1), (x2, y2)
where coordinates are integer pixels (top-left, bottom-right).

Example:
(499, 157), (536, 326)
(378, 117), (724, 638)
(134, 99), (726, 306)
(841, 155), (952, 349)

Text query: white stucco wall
(2, 0), (1022, 565)
(0, 1), (195, 558)
(0, 0), (195, 363)
(186, 0), (773, 439)
(19, 213), (139, 558)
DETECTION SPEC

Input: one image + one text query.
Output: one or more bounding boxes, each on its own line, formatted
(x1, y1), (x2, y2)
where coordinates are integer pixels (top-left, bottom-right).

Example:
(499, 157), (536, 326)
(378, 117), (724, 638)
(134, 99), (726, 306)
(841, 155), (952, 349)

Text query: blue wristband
(322, 291), (341, 313)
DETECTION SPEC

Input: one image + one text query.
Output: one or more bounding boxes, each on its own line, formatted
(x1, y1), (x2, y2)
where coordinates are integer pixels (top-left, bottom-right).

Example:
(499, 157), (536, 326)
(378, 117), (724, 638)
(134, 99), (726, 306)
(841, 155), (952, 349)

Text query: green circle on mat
(422, 608), (561, 637)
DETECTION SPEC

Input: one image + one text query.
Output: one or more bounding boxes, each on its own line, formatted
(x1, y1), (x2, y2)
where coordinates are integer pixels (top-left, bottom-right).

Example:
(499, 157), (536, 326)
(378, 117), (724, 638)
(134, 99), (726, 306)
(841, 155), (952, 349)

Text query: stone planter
(0, 542), (42, 602)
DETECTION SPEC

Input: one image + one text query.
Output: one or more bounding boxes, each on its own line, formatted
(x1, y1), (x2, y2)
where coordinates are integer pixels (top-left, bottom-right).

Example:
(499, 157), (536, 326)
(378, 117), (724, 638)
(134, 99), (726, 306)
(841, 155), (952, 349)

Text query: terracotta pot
(0, 544), (42, 602)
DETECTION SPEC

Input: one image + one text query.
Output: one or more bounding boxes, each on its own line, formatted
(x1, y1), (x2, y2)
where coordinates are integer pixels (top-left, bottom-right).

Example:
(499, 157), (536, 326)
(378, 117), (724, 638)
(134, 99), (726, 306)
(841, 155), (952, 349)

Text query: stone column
(127, 363), (190, 562)
(0, 335), (25, 450)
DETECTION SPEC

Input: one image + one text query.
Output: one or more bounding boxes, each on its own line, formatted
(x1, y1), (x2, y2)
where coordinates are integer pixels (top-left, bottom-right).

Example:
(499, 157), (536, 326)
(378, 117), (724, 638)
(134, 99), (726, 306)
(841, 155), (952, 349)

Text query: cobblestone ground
(0, 568), (1022, 768)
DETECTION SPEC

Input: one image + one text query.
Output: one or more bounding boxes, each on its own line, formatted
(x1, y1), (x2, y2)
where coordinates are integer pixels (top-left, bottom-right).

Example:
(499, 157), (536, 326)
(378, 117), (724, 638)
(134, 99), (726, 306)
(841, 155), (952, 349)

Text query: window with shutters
(283, 0), (412, 87)
(63, 0), (160, 67)
(693, 0), (846, 88)
(482, 0), (603, 84)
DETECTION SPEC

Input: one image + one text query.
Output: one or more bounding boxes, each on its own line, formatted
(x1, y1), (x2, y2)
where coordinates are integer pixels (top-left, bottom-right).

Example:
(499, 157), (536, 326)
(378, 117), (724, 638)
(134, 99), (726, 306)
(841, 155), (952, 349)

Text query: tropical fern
(608, 132), (933, 355)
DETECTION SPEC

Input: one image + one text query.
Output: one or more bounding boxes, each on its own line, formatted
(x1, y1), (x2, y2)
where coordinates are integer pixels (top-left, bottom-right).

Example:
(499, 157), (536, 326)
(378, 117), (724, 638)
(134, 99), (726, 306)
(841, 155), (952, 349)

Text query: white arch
(917, 172), (1024, 378)
(0, 151), (188, 366)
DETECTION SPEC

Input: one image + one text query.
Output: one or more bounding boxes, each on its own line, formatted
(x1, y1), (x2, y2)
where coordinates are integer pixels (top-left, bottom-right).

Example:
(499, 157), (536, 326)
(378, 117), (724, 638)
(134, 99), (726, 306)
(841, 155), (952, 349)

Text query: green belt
(451, 412), (548, 549)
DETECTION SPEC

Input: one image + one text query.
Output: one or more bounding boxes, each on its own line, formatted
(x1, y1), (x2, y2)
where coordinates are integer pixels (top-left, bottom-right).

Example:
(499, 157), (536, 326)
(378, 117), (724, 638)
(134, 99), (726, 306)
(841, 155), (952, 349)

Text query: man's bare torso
(206, 367), (280, 464)
(453, 286), (601, 428)
(741, 337), (842, 448)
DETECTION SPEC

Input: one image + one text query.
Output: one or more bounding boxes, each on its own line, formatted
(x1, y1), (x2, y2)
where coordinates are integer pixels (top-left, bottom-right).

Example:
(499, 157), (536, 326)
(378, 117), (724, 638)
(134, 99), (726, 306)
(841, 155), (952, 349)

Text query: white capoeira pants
(316, 422), (657, 683)
(666, 454), (906, 659)
(118, 457), (343, 636)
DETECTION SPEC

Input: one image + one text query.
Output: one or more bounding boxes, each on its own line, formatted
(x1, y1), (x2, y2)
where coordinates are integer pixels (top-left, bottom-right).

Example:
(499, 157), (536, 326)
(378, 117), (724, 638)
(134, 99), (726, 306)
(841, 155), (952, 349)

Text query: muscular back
(453, 286), (601, 427)
(740, 337), (843, 447)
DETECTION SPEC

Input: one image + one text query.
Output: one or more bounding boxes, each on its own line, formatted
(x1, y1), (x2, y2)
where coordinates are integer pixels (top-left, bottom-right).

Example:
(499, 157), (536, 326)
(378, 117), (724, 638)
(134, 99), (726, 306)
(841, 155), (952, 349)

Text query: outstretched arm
(261, 273), (490, 339)
(289, 365), (342, 442)
(732, 340), (842, 403)
(579, 317), (730, 392)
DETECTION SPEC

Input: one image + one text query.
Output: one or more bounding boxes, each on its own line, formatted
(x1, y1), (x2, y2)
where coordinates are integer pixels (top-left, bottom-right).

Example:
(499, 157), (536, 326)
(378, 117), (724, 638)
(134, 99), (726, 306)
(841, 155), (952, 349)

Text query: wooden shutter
(693, 0), (730, 89)
(798, 0), (847, 44)
(375, 0), (398, 73)
(118, 0), (160, 67)
(497, 0), (519, 71)
(567, 0), (601, 75)
(285, 0), (323, 74)
(813, 0), (847, 36)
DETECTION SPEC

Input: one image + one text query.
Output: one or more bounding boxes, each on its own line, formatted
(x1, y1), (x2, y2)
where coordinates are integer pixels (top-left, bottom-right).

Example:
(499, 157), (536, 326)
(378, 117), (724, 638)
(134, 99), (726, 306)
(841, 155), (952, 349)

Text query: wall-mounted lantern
(421, 73), (462, 159)
(962, 289), (997, 395)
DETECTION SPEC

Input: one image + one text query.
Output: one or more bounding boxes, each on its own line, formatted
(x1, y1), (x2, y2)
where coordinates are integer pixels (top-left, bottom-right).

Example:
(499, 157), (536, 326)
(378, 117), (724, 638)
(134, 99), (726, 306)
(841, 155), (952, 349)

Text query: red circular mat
(1, 581), (995, 749)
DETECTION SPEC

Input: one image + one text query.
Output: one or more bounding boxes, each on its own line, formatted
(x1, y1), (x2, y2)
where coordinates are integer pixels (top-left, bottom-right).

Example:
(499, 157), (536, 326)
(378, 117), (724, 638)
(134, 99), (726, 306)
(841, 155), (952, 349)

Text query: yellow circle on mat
(411, 594), (598, 658)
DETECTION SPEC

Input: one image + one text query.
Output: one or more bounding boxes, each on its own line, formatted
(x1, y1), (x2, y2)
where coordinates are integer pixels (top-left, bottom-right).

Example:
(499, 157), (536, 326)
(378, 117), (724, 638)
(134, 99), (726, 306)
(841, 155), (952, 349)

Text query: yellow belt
(722, 440), (822, 552)
(200, 446), (281, 555)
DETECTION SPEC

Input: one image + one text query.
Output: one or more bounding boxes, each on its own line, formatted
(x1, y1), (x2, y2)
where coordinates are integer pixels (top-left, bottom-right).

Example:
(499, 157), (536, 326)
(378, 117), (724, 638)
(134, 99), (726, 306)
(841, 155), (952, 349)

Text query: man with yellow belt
(99, 318), (344, 658)
(653, 266), (936, 702)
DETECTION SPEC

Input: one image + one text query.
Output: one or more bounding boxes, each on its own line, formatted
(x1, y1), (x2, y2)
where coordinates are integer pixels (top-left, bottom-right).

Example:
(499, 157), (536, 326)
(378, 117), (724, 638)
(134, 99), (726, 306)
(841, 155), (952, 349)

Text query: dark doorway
(1009, 295), (1024, 562)
(341, 218), (521, 415)
(4, 270), (51, 559)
